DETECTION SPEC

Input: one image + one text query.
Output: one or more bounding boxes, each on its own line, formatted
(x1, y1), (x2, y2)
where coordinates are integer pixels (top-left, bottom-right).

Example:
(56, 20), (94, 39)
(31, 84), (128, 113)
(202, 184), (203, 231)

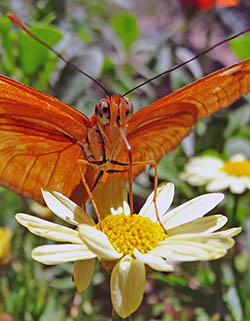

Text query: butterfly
(0, 57), (250, 204)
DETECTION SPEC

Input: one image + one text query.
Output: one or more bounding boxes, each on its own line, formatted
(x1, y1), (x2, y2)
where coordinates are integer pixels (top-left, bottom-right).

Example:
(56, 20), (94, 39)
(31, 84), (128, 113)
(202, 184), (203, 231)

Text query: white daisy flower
(180, 153), (250, 194)
(16, 175), (241, 318)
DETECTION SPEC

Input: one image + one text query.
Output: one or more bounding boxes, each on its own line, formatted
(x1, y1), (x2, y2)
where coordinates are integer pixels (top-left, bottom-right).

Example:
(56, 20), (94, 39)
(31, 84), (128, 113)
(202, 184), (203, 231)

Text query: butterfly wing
(125, 59), (250, 175)
(0, 75), (92, 203)
(161, 58), (250, 117)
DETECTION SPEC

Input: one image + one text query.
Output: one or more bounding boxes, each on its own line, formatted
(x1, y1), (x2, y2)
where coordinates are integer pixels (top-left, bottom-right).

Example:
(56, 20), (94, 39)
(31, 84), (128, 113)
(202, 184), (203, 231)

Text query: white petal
(150, 233), (235, 261)
(167, 215), (228, 235)
(213, 227), (242, 239)
(42, 188), (94, 226)
(228, 178), (246, 194)
(139, 183), (174, 222)
(111, 255), (145, 318)
(206, 179), (229, 192)
(162, 193), (224, 229)
(74, 259), (95, 292)
(151, 242), (226, 261)
(180, 172), (208, 186)
(16, 213), (41, 228)
(181, 156), (224, 185)
(181, 166), (222, 182)
(79, 224), (122, 260)
(93, 175), (130, 218)
(133, 248), (173, 272)
(32, 244), (96, 265)
(229, 154), (246, 162)
(187, 156), (224, 168)
(16, 213), (83, 244)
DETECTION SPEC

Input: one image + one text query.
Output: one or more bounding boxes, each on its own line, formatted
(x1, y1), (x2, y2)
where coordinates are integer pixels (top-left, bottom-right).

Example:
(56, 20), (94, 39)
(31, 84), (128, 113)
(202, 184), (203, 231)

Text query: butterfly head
(95, 95), (134, 127)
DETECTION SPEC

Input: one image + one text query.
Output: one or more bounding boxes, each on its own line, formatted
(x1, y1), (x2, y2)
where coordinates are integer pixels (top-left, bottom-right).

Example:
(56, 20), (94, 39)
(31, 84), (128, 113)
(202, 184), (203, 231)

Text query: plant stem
(231, 194), (240, 226)
(211, 261), (228, 321)
(231, 258), (246, 318)
(230, 194), (246, 318)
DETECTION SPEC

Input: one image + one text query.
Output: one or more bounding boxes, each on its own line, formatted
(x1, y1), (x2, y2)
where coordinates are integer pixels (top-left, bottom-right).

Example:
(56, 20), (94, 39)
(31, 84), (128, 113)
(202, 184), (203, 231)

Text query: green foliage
(19, 25), (62, 75)
(0, 15), (62, 91)
(153, 272), (188, 287)
(0, 16), (15, 73)
(230, 33), (250, 59)
(112, 12), (140, 52)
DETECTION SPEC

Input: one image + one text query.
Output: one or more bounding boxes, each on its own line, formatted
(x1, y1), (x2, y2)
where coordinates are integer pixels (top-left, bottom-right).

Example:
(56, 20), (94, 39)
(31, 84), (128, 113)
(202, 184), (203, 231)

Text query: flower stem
(211, 261), (228, 318)
(231, 258), (246, 318)
(231, 194), (240, 226)
(230, 194), (246, 317)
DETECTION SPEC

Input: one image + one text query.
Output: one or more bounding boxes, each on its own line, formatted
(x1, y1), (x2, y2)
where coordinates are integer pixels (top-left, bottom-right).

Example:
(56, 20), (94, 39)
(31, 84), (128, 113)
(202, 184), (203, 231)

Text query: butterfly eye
(95, 98), (110, 125)
(124, 98), (134, 120)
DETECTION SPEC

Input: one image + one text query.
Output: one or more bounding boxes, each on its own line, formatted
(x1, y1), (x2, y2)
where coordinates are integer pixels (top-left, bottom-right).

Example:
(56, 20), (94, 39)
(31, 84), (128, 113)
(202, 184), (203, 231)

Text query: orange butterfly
(0, 57), (250, 204)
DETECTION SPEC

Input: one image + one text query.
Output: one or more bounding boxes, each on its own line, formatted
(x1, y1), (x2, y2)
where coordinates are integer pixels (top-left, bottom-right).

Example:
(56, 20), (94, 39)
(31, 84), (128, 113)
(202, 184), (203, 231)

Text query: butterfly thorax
(82, 95), (134, 171)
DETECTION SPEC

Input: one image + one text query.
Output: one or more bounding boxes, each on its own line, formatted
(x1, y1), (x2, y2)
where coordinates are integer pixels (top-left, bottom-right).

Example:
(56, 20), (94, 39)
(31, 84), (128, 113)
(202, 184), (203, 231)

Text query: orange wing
(125, 59), (250, 175)
(0, 75), (92, 203)
(116, 102), (198, 176)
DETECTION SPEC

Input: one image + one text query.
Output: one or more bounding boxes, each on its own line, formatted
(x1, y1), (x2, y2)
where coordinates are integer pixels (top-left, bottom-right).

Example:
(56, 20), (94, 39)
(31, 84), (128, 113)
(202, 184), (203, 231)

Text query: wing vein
(46, 152), (60, 187)
(20, 156), (38, 195)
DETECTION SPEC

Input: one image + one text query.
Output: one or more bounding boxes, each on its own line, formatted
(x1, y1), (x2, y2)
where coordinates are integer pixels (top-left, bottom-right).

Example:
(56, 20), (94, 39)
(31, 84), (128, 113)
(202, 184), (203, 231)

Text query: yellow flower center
(97, 214), (166, 255)
(222, 160), (250, 177)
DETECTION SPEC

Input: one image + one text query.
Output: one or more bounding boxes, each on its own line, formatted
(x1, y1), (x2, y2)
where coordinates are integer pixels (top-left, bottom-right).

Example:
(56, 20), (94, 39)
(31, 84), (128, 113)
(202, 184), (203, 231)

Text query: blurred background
(0, 0), (250, 320)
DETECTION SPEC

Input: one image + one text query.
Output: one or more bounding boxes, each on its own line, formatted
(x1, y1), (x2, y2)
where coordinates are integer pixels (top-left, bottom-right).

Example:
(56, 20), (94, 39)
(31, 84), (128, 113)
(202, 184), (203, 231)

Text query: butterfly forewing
(154, 59), (250, 118)
(0, 75), (92, 203)
(124, 59), (250, 172)
(0, 75), (89, 136)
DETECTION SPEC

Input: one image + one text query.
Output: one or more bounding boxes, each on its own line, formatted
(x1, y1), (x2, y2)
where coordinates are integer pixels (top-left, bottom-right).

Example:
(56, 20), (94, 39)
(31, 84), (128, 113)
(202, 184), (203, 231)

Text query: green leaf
(19, 25), (62, 75)
(235, 194), (250, 222)
(77, 26), (90, 44)
(112, 12), (140, 51)
(153, 272), (187, 287)
(102, 56), (116, 73)
(195, 307), (210, 321)
(199, 149), (224, 159)
(230, 33), (250, 59)
(0, 16), (16, 73)
(197, 265), (215, 286)
(35, 55), (58, 91)
(152, 303), (164, 315)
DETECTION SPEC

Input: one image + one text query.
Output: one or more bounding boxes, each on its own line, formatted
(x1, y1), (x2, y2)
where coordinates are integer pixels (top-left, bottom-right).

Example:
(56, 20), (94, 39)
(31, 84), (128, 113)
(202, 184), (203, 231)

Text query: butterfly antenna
(8, 12), (111, 98)
(123, 26), (250, 97)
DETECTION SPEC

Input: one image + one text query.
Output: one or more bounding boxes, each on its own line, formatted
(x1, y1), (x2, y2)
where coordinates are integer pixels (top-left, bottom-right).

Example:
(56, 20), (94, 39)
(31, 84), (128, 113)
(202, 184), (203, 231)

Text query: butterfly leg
(128, 160), (167, 233)
(119, 128), (134, 214)
(110, 158), (165, 232)
(78, 160), (103, 230)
